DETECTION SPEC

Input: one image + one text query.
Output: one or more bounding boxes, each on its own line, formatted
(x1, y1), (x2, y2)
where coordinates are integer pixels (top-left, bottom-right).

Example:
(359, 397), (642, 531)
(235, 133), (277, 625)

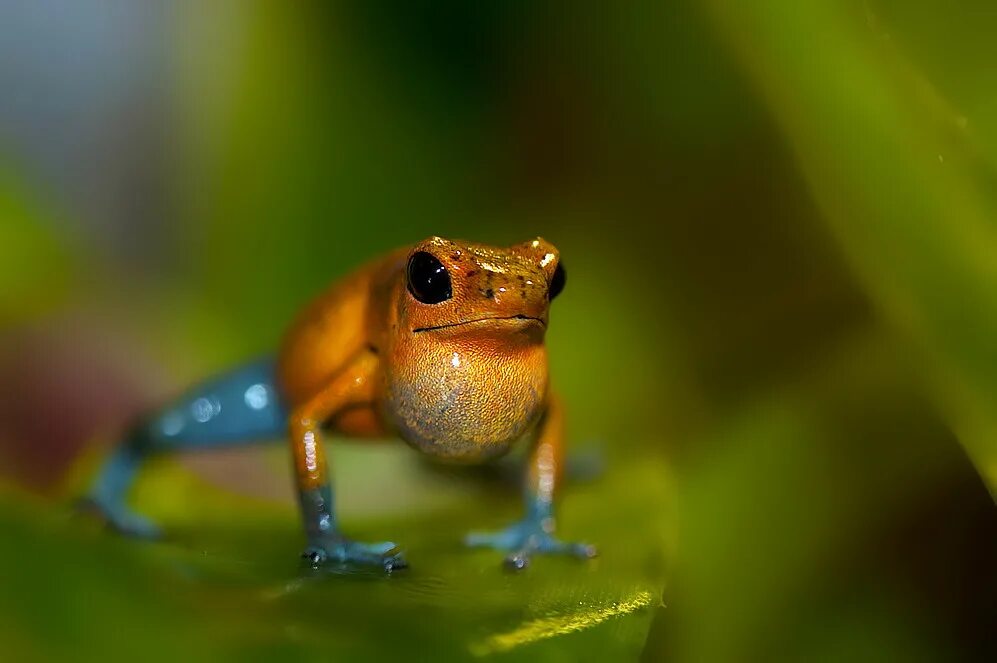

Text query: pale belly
(384, 349), (548, 462)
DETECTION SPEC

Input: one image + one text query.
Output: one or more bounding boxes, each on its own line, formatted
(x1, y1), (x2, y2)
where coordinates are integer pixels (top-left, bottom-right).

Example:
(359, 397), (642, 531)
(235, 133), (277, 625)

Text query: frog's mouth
(412, 314), (545, 333)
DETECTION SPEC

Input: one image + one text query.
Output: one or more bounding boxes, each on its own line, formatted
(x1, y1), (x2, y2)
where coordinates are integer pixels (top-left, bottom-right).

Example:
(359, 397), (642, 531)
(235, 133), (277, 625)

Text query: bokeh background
(1, 1), (995, 661)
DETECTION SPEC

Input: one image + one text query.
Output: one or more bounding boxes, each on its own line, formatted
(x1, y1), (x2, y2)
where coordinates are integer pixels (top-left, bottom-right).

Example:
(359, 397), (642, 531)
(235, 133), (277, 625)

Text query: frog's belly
(385, 369), (546, 462)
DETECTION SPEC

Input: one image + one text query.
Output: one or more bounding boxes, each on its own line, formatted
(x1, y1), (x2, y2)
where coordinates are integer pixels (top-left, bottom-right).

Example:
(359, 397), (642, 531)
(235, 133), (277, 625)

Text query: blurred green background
(0, 1), (994, 661)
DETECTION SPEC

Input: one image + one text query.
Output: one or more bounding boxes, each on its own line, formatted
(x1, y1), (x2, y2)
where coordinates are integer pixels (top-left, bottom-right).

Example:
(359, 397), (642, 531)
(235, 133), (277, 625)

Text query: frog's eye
(407, 251), (453, 304)
(548, 262), (566, 300)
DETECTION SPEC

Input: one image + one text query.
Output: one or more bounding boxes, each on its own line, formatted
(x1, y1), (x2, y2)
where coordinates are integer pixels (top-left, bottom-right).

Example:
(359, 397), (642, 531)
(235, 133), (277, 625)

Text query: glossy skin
(85, 236), (594, 570)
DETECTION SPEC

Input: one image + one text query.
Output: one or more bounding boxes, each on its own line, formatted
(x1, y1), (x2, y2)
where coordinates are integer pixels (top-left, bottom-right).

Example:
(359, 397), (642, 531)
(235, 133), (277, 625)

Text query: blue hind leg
(83, 357), (287, 538)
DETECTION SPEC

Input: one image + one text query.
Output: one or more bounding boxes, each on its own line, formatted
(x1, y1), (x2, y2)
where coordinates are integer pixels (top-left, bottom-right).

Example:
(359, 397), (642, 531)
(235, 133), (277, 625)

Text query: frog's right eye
(407, 251), (453, 304)
(548, 262), (566, 300)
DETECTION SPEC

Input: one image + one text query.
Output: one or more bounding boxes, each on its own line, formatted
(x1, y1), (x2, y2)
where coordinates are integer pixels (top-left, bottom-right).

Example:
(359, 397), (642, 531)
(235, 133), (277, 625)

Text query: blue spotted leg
(81, 358), (287, 538)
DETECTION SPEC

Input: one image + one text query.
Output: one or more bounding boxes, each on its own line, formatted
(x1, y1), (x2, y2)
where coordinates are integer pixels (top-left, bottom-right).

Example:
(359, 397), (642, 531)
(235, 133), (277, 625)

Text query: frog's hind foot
(76, 496), (162, 540)
(302, 537), (408, 572)
(465, 520), (597, 570)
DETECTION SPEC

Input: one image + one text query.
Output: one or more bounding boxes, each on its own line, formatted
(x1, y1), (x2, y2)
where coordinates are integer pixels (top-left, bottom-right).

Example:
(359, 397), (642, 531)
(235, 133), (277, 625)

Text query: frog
(83, 236), (595, 571)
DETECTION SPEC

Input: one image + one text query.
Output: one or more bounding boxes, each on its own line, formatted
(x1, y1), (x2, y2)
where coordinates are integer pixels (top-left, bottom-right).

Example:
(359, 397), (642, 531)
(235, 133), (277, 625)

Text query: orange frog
(84, 236), (595, 570)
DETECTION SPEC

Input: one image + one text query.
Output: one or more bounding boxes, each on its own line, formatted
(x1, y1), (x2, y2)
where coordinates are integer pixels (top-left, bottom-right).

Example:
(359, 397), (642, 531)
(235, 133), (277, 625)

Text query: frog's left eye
(407, 251), (453, 304)
(548, 262), (566, 300)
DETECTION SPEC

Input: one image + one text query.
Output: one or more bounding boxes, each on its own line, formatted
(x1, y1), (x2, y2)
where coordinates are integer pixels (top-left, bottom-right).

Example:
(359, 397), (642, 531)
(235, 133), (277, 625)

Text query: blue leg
(82, 357), (287, 537)
(464, 397), (596, 570)
(84, 439), (161, 537)
(465, 496), (597, 570)
(285, 358), (408, 571)
(297, 485), (406, 571)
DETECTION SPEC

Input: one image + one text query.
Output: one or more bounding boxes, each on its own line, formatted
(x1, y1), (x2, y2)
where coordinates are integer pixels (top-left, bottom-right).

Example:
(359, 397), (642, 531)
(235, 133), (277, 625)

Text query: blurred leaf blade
(704, 0), (997, 492)
(0, 168), (76, 324)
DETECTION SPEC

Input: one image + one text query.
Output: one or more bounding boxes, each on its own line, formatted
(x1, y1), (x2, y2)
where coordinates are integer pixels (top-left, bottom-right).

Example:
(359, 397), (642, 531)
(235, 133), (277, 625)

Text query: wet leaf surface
(0, 450), (667, 662)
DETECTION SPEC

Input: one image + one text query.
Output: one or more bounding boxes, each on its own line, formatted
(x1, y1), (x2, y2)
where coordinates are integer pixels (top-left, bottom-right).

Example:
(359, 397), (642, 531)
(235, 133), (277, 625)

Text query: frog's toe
(536, 538), (599, 558)
(343, 540), (407, 571)
(465, 521), (597, 570)
(303, 538), (407, 571)
(78, 497), (162, 539)
(502, 538), (597, 570)
(504, 550), (531, 570)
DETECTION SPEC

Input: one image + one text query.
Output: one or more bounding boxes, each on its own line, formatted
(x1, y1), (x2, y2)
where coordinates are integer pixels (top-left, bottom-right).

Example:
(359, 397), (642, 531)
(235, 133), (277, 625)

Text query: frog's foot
(76, 496), (162, 540)
(302, 535), (408, 572)
(464, 520), (597, 570)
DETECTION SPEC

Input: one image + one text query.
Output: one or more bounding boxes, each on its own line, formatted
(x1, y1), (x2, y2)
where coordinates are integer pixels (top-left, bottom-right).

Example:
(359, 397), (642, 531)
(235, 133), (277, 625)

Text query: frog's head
(386, 236), (563, 461)
(398, 236), (565, 346)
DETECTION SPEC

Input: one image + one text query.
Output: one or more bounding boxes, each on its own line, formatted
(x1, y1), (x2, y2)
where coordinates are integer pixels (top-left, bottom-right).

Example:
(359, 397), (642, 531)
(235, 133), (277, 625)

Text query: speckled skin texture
(276, 236), (593, 569)
(383, 237), (552, 460)
(87, 236), (594, 571)
(277, 236), (559, 480)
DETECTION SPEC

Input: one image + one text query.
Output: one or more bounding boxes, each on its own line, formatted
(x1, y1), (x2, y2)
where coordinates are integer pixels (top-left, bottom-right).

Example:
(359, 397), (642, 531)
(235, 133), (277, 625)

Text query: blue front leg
(297, 485), (406, 571)
(83, 358), (287, 537)
(465, 494), (597, 570)
(464, 397), (597, 570)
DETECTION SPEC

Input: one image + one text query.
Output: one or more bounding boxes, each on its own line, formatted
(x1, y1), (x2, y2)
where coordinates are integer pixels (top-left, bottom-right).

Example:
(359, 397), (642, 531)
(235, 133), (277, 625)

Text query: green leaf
(704, 0), (997, 493)
(0, 448), (666, 661)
